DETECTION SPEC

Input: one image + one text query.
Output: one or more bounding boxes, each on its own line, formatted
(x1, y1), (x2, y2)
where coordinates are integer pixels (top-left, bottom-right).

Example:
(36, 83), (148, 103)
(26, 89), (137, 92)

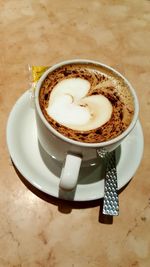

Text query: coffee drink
(39, 62), (134, 143)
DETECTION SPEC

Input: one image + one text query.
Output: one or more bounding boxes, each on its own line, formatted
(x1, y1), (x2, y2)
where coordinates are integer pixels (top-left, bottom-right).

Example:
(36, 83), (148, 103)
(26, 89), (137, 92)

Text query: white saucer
(7, 92), (144, 201)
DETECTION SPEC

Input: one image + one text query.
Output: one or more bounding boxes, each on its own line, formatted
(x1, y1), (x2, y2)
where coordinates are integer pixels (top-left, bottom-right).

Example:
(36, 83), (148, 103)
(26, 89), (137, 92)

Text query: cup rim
(35, 59), (139, 148)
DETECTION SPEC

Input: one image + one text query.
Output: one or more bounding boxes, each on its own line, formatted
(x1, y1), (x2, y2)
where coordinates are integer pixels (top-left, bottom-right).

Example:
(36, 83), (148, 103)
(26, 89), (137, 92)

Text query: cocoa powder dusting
(39, 63), (134, 143)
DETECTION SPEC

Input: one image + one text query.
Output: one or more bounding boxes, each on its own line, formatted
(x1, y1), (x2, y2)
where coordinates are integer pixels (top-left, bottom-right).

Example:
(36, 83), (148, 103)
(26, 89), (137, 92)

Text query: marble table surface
(0, 1), (150, 266)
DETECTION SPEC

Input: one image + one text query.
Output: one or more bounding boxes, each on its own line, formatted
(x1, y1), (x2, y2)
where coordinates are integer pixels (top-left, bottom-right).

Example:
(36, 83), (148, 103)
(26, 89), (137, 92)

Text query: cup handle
(59, 154), (82, 191)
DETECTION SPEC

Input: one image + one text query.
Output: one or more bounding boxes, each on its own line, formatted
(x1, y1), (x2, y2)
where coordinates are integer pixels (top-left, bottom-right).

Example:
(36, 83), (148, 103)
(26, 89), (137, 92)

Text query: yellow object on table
(29, 66), (49, 96)
(31, 66), (49, 83)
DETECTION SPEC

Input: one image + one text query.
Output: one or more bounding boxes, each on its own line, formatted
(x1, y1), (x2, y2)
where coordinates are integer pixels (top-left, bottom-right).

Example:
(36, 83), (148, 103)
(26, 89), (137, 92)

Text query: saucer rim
(6, 91), (144, 201)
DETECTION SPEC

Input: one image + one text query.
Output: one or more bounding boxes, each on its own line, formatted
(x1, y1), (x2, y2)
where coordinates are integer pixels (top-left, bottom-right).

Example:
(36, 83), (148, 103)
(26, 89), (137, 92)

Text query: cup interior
(35, 59), (139, 148)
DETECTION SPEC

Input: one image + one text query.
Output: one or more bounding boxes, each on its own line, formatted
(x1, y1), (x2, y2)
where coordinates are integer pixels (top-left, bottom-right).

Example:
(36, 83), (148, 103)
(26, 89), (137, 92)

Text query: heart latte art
(39, 63), (134, 143)
(46, 78), (113, 131)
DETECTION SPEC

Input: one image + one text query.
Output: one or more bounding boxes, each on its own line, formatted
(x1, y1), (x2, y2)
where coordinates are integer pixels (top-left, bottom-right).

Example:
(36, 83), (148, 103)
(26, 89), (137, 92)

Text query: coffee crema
(39, 63), (134, 143)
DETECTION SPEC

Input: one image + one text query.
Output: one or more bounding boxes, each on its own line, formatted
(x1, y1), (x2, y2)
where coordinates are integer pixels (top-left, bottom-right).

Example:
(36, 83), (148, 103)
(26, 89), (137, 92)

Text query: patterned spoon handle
(103, 150), (119, 216)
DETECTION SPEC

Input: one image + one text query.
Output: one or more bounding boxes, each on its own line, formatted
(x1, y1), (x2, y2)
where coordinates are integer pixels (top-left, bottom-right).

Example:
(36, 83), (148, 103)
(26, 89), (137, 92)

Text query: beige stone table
(0, 1), (150, 266)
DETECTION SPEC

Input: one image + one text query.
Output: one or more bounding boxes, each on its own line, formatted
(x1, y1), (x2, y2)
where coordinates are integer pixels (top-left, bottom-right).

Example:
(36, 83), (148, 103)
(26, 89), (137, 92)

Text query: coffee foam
(49, 77), (90, 102)
(39, 63), (134, 143)
(46, 78), (113, 131)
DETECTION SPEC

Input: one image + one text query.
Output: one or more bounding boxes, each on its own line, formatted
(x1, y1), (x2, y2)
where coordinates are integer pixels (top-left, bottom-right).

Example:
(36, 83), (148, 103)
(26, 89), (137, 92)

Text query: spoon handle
(103, 150), (119, 216)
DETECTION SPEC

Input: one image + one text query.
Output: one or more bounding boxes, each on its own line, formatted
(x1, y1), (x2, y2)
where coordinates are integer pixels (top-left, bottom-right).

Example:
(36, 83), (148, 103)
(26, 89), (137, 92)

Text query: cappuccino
(39, 62), (134, 143)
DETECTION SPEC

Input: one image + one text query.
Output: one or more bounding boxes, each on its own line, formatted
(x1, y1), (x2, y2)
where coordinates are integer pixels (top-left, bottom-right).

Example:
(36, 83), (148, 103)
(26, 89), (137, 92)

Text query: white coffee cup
(34, 59), (139, 191)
